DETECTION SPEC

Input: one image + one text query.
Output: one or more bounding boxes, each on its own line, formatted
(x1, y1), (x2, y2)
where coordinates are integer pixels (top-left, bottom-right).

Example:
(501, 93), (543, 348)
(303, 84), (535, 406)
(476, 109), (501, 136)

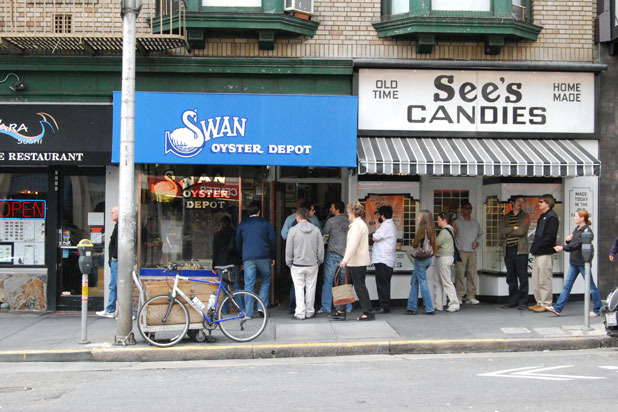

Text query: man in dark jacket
(236, 201), (276, 318)
(499, 195), (531, 310)
(529, 194), (559, 313)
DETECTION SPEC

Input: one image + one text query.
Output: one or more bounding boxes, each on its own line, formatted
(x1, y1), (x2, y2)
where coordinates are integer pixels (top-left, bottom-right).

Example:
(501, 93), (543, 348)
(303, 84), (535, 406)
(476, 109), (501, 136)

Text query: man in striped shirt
(499, 196), (531, 310)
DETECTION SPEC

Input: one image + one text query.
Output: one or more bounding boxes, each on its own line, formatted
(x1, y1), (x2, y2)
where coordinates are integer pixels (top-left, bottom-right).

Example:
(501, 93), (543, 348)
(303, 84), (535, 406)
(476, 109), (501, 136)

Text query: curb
(1, 336), (616, 363)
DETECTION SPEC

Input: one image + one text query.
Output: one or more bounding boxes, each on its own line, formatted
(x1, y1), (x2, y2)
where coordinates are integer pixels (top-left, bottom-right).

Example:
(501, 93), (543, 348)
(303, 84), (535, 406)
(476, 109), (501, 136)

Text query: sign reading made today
(112, 92), (358, 167)
(358, 69), (595, 134)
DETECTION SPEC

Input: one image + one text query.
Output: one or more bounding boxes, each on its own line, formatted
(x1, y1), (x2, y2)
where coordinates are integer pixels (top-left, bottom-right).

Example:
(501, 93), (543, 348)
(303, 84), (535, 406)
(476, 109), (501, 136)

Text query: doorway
(56, 169), (106, 311)
(273, 176), (344, 305)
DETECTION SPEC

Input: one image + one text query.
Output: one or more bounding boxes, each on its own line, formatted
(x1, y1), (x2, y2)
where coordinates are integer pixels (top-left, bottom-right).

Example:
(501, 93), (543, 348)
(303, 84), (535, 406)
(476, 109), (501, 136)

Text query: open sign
(0, 199), (46, 219)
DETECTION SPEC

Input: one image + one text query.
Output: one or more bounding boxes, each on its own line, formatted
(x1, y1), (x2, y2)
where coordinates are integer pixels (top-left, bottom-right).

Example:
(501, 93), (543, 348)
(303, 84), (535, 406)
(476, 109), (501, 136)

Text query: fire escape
(0, 0), (188, 55)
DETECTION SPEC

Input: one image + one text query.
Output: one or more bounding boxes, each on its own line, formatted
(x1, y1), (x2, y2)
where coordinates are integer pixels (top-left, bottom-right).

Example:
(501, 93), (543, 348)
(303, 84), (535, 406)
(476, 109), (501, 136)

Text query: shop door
(56, 171), (106, 311)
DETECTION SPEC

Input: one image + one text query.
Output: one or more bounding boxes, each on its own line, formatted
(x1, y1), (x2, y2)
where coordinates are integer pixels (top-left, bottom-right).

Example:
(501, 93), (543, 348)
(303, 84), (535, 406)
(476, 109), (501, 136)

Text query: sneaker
(317, 309), (331, 315)
(96, 310), (115, 319)
(255, 309), (265, 318)
(465, 298), (480, 305)
(446, 305), (460, 312)
(293, 315), (305, 321)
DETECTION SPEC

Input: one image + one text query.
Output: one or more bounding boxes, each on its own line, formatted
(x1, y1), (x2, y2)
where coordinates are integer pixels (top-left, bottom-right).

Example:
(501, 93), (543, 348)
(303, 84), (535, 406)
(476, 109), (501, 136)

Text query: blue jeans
(321, 252), (353, 313)
(243, 258), (271, 318)
(553, 264), (602, 315)
(104, 258), (118, 313)
(407, 257), (434, 313)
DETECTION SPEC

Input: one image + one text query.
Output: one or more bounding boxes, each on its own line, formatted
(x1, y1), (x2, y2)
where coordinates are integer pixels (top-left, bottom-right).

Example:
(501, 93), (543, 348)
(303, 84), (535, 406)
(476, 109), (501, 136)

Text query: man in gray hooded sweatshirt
(286, 207), (325, 320)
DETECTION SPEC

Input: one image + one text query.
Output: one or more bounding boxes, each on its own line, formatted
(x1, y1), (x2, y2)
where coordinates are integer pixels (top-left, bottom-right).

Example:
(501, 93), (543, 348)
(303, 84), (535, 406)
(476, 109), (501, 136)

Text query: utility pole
(114, 0), (141, 345)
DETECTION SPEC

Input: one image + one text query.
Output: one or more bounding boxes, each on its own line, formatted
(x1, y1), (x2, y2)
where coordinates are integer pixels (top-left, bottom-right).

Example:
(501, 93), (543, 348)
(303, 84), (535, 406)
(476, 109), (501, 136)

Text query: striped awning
(357, 138), (601, 177)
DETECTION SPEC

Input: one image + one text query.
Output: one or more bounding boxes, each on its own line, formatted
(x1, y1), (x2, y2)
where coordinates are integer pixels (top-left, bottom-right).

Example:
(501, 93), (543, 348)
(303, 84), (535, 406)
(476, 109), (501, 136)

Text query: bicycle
(136, 263), (268, 347)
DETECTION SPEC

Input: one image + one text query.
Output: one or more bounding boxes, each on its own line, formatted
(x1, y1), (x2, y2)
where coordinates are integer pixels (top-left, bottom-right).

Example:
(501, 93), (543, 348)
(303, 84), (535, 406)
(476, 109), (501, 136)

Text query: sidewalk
(0, 302), (615, 362)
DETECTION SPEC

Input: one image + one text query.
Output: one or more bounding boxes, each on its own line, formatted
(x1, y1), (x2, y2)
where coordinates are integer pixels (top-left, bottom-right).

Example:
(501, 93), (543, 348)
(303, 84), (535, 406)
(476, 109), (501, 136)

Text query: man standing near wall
(499, 196), (531, 310)
(236, 201), (276, 318)
(454, 202), (483, 305)
(529, 194), (559, 313)
(286, 207), (324, 320)
(319, 200), (349, 314)
(96, 206), (118, 318)
(370, 205), (397, 314)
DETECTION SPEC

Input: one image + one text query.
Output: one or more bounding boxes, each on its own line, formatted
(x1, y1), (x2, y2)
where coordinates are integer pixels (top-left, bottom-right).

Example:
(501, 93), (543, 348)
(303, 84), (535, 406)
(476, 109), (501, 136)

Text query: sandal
(546, 306), (560, 316)
(329, 311), (346, 321)
(356, 312), (375, 321)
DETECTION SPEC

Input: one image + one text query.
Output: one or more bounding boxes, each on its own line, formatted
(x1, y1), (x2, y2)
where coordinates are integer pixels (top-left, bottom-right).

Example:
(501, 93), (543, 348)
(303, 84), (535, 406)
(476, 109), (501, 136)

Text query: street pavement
(0, 301), (615, 362)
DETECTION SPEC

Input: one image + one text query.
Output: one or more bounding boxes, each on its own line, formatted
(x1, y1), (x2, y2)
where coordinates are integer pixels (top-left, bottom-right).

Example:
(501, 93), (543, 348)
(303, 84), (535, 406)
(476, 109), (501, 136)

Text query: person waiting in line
(528, 194), (559, 313)
(546, 209), (602, 317)
(453, 202), (483, 305)
(333, 202), (372, 321)
(212, 215), (243, 313)
(319, 200), (350, 315)
(285, 207), (324, 320)
(499, 195), (531, 310)
(282, 200), (319, 314)
(405, 210), (437, 315)
(236, 201), (276, 319)
(369, 205), (397, 314)
(432, 212), (460, 313)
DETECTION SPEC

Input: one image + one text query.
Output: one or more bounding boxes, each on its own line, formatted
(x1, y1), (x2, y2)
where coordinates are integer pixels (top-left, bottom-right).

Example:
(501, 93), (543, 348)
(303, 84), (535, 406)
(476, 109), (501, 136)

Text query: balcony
(0, 0), (188, 55)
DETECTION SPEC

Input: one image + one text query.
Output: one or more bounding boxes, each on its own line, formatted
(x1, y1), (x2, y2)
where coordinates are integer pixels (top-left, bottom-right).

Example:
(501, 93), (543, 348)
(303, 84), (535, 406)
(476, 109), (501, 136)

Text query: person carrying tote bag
(406, 210), (438, 315)
(332, 202), (373, 321)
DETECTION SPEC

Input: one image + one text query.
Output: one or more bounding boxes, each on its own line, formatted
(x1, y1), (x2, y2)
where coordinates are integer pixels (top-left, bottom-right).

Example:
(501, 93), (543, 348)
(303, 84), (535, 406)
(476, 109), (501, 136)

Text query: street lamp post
(114, 0), (142, 345)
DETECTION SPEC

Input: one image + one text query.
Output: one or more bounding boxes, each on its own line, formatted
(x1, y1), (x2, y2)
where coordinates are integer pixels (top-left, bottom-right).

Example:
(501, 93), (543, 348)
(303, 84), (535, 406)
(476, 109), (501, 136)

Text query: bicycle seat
(214, 265), (235, 271)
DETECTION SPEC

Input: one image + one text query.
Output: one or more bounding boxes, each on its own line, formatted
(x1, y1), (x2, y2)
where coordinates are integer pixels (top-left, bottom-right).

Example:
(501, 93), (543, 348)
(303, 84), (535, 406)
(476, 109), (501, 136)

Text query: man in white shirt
(370, 205), (397, 314)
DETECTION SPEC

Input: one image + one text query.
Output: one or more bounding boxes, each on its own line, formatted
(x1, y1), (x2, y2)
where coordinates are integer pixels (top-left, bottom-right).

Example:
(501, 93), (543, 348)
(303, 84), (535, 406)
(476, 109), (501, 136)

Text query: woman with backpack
(433, 212), (461, 313)
(405, 210), (438, 315)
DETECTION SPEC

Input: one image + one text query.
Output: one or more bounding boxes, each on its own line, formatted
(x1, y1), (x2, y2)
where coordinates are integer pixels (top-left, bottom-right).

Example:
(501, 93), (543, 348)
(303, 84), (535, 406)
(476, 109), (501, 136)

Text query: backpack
(444, 227), (462, 262)
(410, 232), (434, 259)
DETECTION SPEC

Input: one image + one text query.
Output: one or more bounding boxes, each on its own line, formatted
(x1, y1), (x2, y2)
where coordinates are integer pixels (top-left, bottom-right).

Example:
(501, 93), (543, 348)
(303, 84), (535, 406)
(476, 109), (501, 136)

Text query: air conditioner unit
(284, 0), (314, 15)
(511, 4), (526, 22)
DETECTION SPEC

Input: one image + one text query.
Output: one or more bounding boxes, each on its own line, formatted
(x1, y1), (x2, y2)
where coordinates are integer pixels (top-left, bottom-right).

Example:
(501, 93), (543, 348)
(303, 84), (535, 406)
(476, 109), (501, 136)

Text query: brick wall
(0, 1), (597, 62)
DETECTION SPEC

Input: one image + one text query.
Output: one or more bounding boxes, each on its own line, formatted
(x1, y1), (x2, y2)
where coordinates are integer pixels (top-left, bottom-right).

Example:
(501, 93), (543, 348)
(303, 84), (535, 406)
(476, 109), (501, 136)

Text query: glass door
(56, 171), (106, 310)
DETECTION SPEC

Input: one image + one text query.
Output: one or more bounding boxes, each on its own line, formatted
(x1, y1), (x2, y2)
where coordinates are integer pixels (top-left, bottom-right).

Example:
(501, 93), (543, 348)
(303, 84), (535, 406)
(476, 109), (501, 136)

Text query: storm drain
(276, 320), (399, 342)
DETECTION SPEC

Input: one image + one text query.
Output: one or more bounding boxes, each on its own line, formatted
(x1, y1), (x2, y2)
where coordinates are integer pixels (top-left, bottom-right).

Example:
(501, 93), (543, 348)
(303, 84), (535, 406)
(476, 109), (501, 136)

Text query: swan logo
(0, 112), (59, 144)
(164, 109), (247, 158)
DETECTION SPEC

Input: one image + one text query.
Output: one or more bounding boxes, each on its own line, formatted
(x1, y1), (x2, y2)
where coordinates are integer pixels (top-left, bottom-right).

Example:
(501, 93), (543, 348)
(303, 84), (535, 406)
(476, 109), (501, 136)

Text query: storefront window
(139, 165), (269, 270)
(0, 173), (47, 266)
(482, 183), (564, 274)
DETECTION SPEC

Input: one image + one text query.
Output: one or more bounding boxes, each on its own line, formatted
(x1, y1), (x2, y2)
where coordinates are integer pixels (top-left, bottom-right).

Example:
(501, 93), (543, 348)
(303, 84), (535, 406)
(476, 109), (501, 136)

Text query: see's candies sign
(0, 199), (46, 219)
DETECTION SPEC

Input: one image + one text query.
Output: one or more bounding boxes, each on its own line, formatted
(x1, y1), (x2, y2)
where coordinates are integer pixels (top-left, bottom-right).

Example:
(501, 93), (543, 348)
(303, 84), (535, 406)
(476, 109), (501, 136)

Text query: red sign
(0, 199), (46, 219)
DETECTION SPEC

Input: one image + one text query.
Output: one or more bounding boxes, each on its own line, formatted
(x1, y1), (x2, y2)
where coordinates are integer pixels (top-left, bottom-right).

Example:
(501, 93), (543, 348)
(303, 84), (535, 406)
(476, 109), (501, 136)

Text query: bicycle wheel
(137, 294), (189, 347)
(216, 290), (267, 342)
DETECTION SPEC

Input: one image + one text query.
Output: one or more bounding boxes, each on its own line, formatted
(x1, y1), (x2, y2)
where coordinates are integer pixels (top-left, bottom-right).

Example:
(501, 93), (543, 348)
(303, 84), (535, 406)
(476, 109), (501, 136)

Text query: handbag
(332, 267), (355, 305)
(445, 227), (462, 262)
(409, 232), (434, 259)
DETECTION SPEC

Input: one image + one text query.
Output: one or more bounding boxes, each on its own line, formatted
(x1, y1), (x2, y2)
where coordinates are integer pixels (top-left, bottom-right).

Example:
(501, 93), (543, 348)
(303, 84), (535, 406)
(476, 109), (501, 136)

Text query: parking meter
(581, 227), (594, 262)
(77, 239), (94, 274)
(77, 239), (94, 344)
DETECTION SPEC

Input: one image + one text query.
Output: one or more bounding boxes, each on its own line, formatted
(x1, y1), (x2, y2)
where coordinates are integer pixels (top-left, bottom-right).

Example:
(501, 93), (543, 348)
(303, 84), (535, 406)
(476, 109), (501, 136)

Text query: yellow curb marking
(0, 338), (511, 356)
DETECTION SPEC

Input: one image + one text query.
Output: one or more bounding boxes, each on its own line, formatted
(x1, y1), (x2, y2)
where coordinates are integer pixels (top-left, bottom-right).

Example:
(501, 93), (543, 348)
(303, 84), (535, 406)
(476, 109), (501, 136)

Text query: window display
(0, 174), (47, 266)
(139, 165), (269, 270)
